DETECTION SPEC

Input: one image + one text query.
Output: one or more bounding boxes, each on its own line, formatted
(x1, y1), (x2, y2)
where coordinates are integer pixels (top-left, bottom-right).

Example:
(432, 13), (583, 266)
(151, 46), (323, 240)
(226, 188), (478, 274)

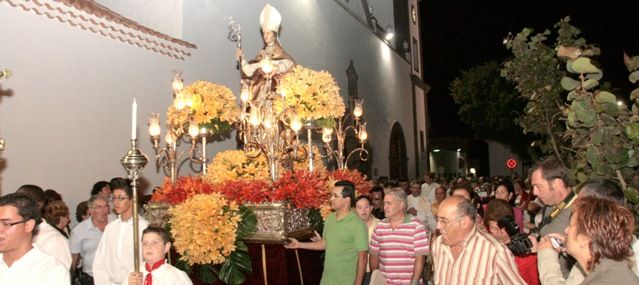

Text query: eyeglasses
(437, 216), (462, 227)
(111, 196), (130, 202)
(0, 220), (28, 230)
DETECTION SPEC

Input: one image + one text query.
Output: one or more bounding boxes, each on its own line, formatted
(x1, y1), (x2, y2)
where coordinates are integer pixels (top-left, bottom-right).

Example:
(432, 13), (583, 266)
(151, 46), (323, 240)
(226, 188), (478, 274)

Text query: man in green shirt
(285, 180), (369, 284)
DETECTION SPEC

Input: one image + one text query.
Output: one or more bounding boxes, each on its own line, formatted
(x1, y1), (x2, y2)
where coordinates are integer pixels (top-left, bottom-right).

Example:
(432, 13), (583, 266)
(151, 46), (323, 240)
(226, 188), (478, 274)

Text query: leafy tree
(503, 17), (639, 215)
(450, 61), (535, 159)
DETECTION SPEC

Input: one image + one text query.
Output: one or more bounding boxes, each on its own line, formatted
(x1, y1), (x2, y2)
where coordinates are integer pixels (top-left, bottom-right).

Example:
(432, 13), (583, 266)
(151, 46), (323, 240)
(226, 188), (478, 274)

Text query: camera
(497, 215), (533, 256)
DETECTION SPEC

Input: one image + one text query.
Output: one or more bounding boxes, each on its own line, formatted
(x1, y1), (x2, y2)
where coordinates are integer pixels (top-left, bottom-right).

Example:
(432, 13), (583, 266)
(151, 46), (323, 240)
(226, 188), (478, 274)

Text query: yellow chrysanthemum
(276, 65), (345, 121)
(204, 150), (270, 184)
(169, 193), (241, 265)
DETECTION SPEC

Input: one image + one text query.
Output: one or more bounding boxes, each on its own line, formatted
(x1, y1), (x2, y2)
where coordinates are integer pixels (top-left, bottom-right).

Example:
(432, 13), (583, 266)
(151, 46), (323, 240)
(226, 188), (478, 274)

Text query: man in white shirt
(420, 173), (440, 204)
(0, 193), (69, 284)
(71, 195), (113, 284)
(16, 184), (72, 269)
(407, 182), (437, 233)
(93, 178), (149, 285)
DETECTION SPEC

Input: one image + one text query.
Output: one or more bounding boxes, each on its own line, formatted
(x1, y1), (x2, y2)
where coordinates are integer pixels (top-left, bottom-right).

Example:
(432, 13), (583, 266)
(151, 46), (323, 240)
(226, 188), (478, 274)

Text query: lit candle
(132, 98), (137, 140)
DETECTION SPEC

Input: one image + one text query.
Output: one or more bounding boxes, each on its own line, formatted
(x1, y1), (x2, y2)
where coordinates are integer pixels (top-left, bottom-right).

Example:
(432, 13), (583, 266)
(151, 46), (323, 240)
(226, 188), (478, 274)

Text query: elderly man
(370, 188), (429, 285)
(16, 184), (72, 270)
(0, 193), (69, 284)
(432, 195), (525, 284)
(285, 180), (368, 285)
(71, 195), (113, 285)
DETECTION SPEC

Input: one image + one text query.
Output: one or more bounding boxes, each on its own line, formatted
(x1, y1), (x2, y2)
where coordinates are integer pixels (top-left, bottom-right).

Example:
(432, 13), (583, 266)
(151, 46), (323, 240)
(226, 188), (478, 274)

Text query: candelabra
(121, 138), (149, 272)
(322, 98), (369, 170)
(148, 71), (209, 183)
(236, 71), (308, 181)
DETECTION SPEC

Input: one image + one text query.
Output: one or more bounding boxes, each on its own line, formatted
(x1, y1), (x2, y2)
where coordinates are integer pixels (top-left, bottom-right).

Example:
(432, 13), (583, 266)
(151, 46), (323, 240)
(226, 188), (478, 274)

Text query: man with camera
(485, 199), (539, 285)
(530, 157), (577, 278)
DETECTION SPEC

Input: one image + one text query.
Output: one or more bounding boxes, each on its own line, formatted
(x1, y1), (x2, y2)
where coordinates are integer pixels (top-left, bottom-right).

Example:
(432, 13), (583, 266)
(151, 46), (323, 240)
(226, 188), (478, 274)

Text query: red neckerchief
(143, 259), (166, 285)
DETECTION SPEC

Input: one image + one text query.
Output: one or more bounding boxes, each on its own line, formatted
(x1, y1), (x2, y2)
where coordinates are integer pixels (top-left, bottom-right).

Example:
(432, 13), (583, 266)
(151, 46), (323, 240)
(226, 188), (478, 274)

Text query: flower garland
(169, 193), (241, 265)
(276, 65), (345, 121)
(329, 169), (372, 196)
(204, 150), (270, 184)
(167, 81), (239, 135)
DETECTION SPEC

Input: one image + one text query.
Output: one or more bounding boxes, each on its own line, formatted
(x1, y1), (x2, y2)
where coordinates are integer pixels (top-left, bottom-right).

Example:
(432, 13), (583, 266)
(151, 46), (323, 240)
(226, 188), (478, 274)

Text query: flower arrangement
(151, 176), (215, 206)
(271, 170), (330, 208)
(204, 150), (270, 184)
(169, 193), (241, 265)
(276, 65), (345, 122)
(167, 81), (240, 135)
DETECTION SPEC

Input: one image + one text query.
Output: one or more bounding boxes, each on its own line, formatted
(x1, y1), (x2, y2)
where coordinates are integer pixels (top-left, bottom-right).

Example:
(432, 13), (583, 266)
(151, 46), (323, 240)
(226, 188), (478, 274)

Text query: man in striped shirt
(369, 188), (430, 285)
(432, 195), (525, 285)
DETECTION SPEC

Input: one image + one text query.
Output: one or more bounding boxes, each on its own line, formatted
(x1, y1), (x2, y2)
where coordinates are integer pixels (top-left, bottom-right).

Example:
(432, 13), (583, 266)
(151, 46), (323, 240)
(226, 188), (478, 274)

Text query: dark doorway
(389, 122), (408, 181)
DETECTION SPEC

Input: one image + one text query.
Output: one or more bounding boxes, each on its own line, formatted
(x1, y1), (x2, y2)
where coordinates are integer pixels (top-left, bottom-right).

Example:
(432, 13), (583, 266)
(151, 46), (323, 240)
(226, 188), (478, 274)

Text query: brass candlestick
(121, 139), (148, 272)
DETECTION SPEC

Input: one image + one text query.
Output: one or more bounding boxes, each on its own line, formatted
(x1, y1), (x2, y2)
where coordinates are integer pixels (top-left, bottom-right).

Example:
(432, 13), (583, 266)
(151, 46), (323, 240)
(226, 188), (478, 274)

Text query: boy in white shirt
(126, 226), (192, 285)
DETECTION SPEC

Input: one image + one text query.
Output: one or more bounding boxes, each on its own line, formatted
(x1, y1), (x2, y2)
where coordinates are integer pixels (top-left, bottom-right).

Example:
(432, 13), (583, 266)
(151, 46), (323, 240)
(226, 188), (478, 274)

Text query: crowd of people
(0, 178), (191, 285)
(286, 157), (639, 285)
(1, 156), (639, 284)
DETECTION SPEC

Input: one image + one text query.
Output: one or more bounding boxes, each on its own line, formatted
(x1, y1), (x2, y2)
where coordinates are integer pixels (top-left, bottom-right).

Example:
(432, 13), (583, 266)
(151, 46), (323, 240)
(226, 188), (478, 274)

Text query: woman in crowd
(43, 200), (71, 238)
(562, 196), (638, 284)
(493, 180), (524, 232)
(354, 195), (379, 285)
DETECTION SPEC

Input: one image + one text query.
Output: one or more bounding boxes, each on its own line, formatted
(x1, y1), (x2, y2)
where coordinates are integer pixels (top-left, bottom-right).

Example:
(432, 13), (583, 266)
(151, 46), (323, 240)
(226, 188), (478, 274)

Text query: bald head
(439, 196), (476, 223)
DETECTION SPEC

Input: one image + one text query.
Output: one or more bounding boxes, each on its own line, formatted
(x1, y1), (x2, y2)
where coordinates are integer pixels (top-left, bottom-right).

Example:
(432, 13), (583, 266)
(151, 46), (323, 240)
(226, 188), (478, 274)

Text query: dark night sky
(420, 0), (639, 139)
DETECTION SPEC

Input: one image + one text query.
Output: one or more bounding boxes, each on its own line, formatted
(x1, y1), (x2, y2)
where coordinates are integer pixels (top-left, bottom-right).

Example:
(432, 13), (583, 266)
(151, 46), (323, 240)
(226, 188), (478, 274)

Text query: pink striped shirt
(369, 216), (430, 285)
(432, 227), (526, 285)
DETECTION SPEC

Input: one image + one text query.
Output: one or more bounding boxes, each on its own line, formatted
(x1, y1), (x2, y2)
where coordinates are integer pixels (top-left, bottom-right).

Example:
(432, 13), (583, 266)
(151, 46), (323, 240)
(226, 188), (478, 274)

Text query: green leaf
(624, 187), (639, 204)
(592, 128), (604, 146)
(561, 77), (580, 91)
(566, 61), (576, 73)
(595, 91), (617, 105)
(572, 57), (600, 74)
(198, 264), (218, 284)
(582, 79), (599, 90)
(630, 71), (639, 84)
(572, 99), (596, 126)
(626, 122), (639, 143)
(631, 88), (639, 101)
(236, 206), (257, 239)
(586, 72), (603, 81)
(219, 243), (252, 285)
(586, 147), (600, 166)
(627, 149), (639, 168)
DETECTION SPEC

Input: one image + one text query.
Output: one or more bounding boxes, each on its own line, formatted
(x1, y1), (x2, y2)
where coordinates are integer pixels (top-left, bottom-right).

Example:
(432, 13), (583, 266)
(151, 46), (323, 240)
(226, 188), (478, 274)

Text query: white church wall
(0, 0), (416, 224)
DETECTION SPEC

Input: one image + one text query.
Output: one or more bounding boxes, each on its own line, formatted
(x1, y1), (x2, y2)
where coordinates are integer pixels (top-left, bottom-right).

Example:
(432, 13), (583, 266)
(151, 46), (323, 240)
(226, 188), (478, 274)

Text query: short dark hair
(335, 180), (356, 207)
(355, 195), (372, 206)
(110, 178), (133, 198)
(16, 184), (47, 212)
(533, 157), (574, 187)
(75, 201), (89, 223)
(91, 181), (109, 196)
(44, 189), (62, 203)
(143, 226), (172, 244)
(0, 193), (42, 235)
(452, 182), (473, 198)
(370, 185), (384, 198)
(577, 179), (625, 205)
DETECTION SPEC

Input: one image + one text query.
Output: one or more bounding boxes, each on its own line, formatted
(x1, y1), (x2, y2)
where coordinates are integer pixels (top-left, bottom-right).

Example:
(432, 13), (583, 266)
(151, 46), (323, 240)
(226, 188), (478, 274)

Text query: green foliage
(450, 61), (535, 159)
(218, 242), (252, 284)
(501, 20), (570, 161)
(503, 17), (639, 215)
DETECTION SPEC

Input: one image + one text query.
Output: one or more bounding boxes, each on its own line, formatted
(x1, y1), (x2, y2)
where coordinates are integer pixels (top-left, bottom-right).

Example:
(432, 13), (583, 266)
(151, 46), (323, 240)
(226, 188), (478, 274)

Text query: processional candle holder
(120, 138), (148, 272)
(148, 71), (209, 184)
(0, 68), (10, 158)
(322, 98), (369, 170)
